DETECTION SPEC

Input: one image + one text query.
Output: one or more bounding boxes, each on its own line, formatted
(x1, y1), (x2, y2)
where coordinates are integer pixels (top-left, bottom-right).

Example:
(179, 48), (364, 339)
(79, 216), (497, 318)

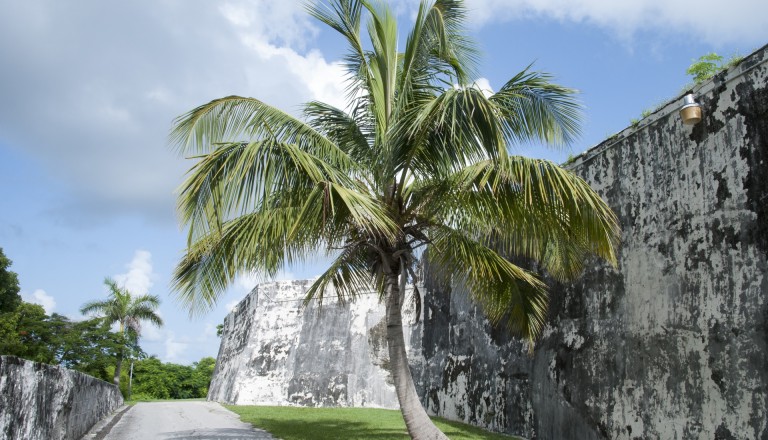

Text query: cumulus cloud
(235, 271), (260, 293)
(23, 289), (56, 314)
(462, 0), (767, 44)
(203, 322), (218, 339)
(114, 250), (154, 296)
(164, 332), (188, 363)
(142, 324), (163, 342)
(0, 0), (341, 225)
(112, 250), (163, 337)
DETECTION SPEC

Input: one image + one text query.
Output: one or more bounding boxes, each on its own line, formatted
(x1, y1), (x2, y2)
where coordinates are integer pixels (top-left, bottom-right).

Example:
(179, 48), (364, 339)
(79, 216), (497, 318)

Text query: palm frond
(176, 138), (376, 243)
(170, 96), (355, 166)
(174, 178), (398, 315)
(303, 242), (378, 305)
(490, 67), (582, 148)
(404, 87), (506, 177)
(303, 101), (373, 167)
(424, 225), (549, 342)
(306, 0), (371, 101)
(410, 156), (620, 281)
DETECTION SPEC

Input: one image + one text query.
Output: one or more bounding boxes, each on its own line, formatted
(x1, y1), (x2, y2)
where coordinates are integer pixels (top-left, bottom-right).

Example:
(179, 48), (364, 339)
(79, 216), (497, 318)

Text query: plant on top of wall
(686, 52), (743, 84)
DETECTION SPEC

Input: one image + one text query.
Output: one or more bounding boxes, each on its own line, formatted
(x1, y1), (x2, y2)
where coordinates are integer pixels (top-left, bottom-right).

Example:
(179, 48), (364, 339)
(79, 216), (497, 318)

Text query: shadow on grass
(227, 406), (519, 440)
(249, 418), (408, 440)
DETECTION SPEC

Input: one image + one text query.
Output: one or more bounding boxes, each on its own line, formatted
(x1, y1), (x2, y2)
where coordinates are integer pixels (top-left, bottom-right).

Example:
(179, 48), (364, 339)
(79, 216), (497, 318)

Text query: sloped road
(90, 401), (275, 440)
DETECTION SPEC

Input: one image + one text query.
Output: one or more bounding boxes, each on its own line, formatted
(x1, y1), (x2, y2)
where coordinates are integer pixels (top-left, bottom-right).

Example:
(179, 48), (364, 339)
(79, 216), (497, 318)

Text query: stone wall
(417, 45), (768, 439)
(0, 355), (123, 440)
(208, 280), (422, 408)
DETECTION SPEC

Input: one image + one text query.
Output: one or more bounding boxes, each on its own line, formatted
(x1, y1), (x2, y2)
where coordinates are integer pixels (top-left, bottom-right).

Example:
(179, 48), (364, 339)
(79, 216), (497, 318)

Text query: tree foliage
(80, 277), (164, 385)
(0, 302), (124, 381)
(0, 300), (214, 398)
(129, 356), (217, 400)
(0, 247), (21, 314)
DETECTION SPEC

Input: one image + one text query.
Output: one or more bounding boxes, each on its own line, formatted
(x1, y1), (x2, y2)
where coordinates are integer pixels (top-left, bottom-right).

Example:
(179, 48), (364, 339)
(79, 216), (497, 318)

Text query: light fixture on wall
(680, 94), (702, 125)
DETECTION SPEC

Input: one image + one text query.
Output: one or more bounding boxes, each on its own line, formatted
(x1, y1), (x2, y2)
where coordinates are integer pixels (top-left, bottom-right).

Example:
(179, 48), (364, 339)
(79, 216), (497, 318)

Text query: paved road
(95, 401), (275, 440)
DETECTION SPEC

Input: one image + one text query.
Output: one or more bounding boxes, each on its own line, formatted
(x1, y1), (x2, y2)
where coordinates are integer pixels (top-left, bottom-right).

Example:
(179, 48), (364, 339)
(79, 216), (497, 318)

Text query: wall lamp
(680, 94), (702, 125)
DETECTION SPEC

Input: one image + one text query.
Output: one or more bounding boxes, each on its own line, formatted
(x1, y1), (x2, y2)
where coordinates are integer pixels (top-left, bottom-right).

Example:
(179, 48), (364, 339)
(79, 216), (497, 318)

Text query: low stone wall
(0, 356), (123, 440)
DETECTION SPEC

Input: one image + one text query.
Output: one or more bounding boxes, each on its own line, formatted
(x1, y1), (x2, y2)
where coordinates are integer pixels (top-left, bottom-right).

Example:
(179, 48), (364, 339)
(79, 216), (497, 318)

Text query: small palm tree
(170, 1), (619, 438)
(80, 277), (163, 386)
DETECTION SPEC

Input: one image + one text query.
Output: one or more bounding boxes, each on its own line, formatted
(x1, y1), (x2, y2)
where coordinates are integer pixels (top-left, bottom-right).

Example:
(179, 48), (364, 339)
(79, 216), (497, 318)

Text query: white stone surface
(208, 280), (423, 409)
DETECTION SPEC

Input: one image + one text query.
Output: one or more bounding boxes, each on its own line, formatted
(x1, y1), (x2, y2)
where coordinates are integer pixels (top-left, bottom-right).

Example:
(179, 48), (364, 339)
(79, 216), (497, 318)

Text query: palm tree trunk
(385, 274), (449, 440)
(113, 348), (123, 386)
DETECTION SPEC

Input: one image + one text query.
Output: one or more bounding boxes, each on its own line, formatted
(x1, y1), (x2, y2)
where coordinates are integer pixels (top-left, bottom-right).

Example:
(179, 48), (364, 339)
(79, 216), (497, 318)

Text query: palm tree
(80, 277), (163, 386)
(170, 1), (620, 438)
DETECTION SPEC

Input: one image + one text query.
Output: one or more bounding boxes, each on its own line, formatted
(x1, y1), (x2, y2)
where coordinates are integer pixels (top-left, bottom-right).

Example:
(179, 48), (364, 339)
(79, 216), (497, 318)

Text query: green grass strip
(226, 405), (522, 440)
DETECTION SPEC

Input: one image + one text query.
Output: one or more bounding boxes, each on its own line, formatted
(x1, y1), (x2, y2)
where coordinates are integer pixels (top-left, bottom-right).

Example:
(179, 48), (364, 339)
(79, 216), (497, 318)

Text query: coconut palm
(80, 277), (163, 386)
(170, 1), (619, 438)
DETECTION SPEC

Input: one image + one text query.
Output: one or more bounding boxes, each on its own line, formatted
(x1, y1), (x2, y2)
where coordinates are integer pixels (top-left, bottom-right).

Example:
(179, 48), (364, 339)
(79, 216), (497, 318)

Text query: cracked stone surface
(0, 355), (123, 440)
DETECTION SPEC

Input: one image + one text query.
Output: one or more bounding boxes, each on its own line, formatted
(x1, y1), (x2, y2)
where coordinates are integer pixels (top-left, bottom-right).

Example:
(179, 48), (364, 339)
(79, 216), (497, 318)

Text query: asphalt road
(93, 401), (275, 440)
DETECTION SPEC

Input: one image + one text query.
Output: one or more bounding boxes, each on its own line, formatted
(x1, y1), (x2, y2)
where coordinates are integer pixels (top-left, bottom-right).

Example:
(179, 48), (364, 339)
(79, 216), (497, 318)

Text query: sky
(0, 0), (765, 365)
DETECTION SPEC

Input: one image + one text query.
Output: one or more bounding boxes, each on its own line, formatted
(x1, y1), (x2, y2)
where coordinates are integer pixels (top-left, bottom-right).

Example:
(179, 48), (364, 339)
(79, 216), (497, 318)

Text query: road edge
(80, 404), (132, 440)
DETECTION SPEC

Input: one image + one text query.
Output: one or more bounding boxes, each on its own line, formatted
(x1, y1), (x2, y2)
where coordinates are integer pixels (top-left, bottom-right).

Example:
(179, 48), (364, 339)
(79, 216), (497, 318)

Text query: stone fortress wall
(210, 44), (768, 439)
(208, 280), (423, 408)
(417, 43), (768, 440)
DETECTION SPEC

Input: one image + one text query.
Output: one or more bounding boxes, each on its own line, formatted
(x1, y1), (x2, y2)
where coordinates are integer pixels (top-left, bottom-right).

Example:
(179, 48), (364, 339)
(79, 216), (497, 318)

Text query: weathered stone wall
(208, 280), (422, 408)
(0, 355), (123, 440)
(418, 45), (768, 439)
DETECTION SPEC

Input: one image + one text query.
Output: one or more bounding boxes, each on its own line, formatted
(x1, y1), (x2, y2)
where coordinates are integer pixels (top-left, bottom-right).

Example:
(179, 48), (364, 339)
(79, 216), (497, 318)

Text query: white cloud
(202, 322), (218, 339)
(164, 332), (188, 363)
(114, 250), (154, 296)
(463, 0), (768, 45)
(0, 1), (339, 226)
(23, 289), (56, 314)
(239, 30), (347, 111)
(235, 271), (259, 293)
(218, 1), (318, 48)
(471, 77), (494, 97)
(140, 309), (164, 341)
(272, 270), (295, 281)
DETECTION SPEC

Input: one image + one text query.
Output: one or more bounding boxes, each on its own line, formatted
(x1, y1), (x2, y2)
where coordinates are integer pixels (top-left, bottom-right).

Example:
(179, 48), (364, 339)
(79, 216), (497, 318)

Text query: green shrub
(686, 52), (743, 84)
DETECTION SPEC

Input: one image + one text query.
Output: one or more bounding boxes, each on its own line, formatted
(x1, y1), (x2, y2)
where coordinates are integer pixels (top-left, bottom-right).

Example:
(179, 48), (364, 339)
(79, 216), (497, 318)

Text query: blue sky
(0, 0), (765, 365)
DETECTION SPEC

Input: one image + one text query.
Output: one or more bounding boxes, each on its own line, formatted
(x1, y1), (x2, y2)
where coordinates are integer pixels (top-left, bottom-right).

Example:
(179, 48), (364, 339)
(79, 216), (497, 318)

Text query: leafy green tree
(0, 300), (141, 383)
(0, 302), (57, 362)
(686, 53), (724, 83)
(686, 52), (743, 84)
(80, 277), (163, 386)
(0, 248), (21, 314)
(58, 317), (128, 381)
(131, 356), (172, 399)
(129, 356), (215, 400)
(190, 357), (217, 397)
(170, 1), (619, 438)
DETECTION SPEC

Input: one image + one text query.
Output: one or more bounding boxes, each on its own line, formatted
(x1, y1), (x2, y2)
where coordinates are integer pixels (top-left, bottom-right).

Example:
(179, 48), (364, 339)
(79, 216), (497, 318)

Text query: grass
(226, 405), (522, 440)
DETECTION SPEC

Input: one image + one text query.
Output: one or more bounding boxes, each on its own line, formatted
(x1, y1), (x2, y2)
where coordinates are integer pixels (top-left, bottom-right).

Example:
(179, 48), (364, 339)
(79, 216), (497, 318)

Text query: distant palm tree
(170, 1), (619, 438)
(80, 277), (163, 386)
